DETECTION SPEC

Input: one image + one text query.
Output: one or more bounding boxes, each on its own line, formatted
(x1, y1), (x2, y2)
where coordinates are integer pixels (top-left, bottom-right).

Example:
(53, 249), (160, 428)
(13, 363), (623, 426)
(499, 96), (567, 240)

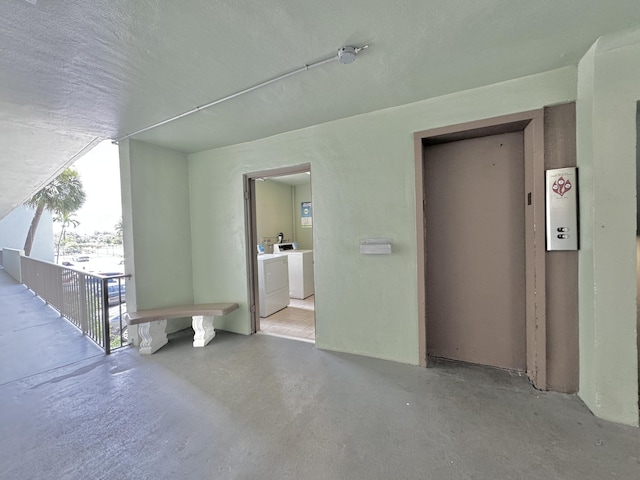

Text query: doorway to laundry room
(244, 164), (315, 343)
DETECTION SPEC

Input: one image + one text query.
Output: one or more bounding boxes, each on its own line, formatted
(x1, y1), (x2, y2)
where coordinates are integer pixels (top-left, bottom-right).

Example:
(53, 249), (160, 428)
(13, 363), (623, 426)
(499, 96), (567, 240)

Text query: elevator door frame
(414, 110), (547, 389)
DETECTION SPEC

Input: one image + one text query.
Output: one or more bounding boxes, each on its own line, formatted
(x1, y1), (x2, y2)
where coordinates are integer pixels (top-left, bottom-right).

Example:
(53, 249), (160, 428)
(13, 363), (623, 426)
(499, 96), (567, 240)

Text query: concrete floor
(1, 269), (639, 479)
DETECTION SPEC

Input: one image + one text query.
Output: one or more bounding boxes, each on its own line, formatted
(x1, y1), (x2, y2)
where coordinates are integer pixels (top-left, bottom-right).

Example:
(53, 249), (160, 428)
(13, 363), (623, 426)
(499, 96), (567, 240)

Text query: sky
(67, 140), (121, 235)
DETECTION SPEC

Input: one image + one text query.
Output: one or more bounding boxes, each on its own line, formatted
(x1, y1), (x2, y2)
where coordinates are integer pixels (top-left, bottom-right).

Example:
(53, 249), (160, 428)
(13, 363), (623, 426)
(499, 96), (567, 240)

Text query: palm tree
(54, 211), (80, 262)
(114, 217), (123, 244)
(24, 168), (86, 257)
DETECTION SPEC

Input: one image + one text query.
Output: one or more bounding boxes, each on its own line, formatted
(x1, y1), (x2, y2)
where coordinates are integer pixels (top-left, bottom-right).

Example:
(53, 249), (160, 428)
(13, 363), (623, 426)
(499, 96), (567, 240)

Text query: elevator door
(425, 132), (526, 371)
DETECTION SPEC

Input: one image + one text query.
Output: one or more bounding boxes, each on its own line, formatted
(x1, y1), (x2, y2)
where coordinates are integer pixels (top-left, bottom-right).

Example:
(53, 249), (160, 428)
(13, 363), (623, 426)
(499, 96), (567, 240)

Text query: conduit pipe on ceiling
(113, 45), (368, 144)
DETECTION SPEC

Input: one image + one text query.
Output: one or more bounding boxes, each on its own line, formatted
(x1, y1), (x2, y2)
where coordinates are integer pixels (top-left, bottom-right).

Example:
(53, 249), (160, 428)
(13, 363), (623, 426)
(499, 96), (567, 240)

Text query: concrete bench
(125, 303), (239, 355)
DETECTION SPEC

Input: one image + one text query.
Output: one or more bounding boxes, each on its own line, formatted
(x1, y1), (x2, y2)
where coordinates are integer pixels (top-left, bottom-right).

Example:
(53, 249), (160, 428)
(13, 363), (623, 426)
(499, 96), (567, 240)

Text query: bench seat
(125, 302), (239, 355)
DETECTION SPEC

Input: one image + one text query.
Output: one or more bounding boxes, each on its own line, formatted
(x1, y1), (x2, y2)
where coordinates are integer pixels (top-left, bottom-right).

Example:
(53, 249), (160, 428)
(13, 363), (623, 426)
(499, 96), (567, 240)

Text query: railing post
(102, 277), (111, 354)
(79, 275), (88, 335)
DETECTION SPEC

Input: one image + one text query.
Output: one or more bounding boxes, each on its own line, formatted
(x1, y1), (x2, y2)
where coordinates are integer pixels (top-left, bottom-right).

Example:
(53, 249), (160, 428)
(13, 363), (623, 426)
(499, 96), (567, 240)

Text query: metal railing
(20, 256), (130, 354)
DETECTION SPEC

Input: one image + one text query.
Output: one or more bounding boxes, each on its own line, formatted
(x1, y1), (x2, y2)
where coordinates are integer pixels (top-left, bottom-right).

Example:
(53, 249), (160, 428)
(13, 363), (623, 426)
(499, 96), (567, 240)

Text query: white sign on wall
(301, 202), (312, 228)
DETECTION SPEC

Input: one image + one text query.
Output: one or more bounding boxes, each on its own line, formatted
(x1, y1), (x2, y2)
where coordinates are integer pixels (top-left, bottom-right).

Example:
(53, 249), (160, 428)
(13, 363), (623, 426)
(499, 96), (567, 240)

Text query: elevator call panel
(545, 167), (579, 251)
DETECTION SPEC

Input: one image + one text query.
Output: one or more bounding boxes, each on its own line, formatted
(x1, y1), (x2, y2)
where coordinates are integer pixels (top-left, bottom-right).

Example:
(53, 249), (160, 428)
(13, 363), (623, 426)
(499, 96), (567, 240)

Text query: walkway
(0, 269), (638, 479)
(0, 268), (103, 386)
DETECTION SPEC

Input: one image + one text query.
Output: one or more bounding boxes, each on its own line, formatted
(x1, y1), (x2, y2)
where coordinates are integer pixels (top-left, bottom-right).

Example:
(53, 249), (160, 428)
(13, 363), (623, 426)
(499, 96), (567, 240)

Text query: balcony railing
(19, 255), (130, 354)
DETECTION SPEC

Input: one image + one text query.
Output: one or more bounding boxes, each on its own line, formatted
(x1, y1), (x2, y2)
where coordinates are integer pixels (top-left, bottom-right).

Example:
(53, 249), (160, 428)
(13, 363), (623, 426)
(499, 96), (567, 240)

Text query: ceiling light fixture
(113, 45), (369, 144)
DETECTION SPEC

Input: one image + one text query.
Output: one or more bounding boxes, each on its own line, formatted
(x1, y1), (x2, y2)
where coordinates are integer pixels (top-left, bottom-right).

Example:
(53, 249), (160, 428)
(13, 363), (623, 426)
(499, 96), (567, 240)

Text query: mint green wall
(188, 66), (576, 364)
(120, 140), (194, 337)
(577, 29), (640, 426)
(187, 151), (247, 334)
(294, 182), (313, 250)
(255, 180), (294, 253)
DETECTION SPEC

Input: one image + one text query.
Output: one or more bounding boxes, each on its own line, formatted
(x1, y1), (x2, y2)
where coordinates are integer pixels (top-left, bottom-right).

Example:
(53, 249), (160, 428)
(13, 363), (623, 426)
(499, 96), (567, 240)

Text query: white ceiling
(2, 0), (640, 219)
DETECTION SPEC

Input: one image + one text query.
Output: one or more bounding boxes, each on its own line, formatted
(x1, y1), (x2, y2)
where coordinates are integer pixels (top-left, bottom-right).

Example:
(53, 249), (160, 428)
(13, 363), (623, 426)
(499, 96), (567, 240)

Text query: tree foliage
(24, 168), (86, 256)
(54, 211), (80, 262)
(115, 217), (123, 242)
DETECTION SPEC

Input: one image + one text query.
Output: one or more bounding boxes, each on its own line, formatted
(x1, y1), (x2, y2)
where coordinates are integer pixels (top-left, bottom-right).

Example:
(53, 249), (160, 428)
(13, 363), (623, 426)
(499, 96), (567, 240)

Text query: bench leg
(192, 315), (216, 347)
(138, 319), (168, 355)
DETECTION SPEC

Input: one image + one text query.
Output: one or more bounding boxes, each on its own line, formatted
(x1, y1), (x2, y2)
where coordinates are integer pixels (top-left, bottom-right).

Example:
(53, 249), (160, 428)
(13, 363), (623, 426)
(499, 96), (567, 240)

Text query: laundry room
(254, 172), (315, 341)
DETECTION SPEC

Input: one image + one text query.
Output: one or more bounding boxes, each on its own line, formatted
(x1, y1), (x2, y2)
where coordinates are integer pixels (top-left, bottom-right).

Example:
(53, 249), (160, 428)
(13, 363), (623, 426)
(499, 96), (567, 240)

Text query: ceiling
(2, 0), (640, 220)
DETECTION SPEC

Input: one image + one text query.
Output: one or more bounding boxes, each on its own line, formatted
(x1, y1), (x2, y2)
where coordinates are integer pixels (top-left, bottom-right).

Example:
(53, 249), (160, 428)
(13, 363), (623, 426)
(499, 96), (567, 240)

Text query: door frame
(414, 110), (547, 389)
(243, 163), (312, 333)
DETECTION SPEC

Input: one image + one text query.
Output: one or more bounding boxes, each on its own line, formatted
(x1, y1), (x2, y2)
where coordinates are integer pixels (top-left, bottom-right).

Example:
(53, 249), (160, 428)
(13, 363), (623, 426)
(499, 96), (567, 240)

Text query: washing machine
(273, 243), (314, 299)
(257, 254), (290, 317)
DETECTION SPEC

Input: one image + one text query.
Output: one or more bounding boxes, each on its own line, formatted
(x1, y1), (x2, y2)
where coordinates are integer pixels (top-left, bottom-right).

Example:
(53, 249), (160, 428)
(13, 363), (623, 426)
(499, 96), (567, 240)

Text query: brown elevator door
(425, 132), (526, 371)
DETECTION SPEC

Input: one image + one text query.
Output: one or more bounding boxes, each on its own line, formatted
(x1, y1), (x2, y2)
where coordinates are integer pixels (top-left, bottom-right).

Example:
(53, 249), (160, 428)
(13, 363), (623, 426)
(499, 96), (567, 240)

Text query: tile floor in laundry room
(258, 295), (315, 341)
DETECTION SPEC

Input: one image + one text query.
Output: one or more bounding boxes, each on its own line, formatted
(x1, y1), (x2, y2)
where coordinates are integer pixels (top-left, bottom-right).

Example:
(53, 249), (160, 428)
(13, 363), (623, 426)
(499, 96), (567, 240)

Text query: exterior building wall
(0, 206), (54, 263)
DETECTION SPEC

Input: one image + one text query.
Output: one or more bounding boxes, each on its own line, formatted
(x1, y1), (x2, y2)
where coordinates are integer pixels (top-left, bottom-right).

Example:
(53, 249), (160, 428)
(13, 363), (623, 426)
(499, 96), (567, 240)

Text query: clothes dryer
(257, 254), (290, 317)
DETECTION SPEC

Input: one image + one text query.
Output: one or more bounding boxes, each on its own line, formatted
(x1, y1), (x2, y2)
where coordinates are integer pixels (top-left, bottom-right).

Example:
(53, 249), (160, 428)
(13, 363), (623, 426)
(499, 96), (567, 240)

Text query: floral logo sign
(552, 177), (572, 197)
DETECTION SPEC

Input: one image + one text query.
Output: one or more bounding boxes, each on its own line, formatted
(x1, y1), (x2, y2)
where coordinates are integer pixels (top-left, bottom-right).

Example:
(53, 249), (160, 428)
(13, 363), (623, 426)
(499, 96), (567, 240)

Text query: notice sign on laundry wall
(301, 202), (312, 228)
